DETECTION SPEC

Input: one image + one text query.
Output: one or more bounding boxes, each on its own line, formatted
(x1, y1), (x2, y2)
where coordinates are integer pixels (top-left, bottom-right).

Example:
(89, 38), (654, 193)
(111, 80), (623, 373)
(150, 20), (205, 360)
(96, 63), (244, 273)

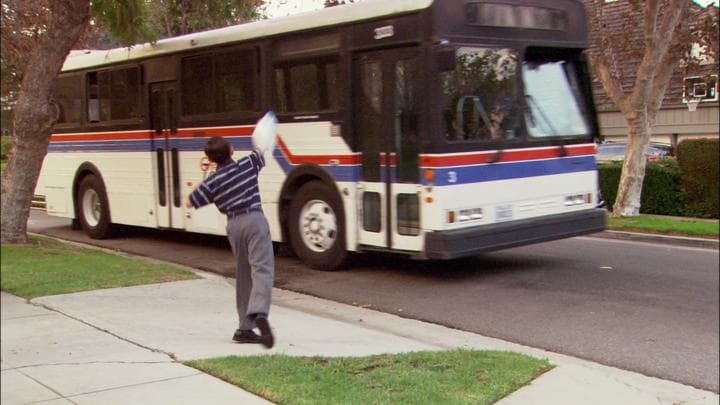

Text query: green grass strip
(1, 235), (198, 299)
(607, 214), (719, 238)
(186, 350), (552, 404)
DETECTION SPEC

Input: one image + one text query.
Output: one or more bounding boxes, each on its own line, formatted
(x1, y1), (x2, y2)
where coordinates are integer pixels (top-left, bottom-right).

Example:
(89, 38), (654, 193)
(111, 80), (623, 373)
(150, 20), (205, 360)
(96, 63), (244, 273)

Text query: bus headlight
(564, 194), (591, 206)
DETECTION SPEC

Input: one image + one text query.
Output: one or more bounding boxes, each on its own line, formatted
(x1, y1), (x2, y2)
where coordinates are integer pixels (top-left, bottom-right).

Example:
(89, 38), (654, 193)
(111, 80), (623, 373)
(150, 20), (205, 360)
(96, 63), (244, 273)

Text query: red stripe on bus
(379, 153), (398, 166)
(50, 131), (154, 142)
(174, 127), (254, 138)
(420, 144), (597, 167)
(50, 127), (254, 142)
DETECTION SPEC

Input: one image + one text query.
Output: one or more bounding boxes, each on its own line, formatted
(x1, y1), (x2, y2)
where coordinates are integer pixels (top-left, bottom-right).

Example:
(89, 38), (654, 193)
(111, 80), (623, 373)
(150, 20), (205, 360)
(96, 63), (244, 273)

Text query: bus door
(354, 47), (423, 251)
(150, 82), (184, 230)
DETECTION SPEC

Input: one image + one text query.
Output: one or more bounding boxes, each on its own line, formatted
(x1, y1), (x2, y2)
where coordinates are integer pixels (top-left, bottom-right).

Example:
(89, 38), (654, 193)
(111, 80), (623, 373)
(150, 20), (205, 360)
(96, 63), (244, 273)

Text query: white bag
(252, 111), (278, 157)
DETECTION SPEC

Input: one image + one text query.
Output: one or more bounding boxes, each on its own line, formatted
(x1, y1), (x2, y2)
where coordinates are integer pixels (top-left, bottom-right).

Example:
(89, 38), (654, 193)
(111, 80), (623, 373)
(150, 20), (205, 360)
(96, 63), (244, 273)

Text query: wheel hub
(299, 200), (337, 252)
(82, 189), (101, 227)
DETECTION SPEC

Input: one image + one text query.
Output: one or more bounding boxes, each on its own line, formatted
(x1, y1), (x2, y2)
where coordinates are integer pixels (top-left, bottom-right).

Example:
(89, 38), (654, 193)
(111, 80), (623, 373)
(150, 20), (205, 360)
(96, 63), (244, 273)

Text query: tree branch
(644, 0), (660, 47)
(590, 51), (629, 113)
(647, 50), (677, 122)
(657, 0), (690, 45)
(630, 0), (689, 111)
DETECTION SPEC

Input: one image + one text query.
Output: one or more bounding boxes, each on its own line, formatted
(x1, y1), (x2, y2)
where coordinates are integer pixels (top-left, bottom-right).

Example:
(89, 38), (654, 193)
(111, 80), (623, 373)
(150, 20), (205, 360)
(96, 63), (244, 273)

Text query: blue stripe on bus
(424, 155), (597, 186)
(271, 147), (361, 182)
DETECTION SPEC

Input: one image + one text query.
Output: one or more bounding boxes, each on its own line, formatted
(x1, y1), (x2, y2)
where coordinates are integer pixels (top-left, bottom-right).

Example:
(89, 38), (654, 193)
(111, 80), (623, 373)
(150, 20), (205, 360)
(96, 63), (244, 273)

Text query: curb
(593, 230), (719, 250)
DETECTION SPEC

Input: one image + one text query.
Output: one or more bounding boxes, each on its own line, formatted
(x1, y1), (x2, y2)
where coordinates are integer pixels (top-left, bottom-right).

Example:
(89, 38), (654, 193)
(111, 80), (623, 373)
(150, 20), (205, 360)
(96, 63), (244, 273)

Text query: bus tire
(288, 181), (347, 271)
(77, 174), (113, 239)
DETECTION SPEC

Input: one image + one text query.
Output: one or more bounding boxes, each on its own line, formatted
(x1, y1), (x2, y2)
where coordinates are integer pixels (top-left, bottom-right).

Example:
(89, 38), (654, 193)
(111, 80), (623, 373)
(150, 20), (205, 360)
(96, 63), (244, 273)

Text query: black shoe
(232, 329), (262, 344)
(255, 316), (274, 349)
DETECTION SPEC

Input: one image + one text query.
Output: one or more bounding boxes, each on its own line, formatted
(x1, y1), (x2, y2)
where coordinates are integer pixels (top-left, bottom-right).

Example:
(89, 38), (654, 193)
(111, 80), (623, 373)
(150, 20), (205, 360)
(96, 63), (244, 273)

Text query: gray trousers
(226, 211), (274, 331)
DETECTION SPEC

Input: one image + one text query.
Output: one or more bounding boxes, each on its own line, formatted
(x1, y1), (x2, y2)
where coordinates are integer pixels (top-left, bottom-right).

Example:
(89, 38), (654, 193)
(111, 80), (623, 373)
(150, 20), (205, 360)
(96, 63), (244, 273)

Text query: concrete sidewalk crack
(4, 360), (174, 372)
(18, 369), (79, 405)
(60, 372), (203, 400)
(29, 300), (179, 362)
(2, 312), (56, 321)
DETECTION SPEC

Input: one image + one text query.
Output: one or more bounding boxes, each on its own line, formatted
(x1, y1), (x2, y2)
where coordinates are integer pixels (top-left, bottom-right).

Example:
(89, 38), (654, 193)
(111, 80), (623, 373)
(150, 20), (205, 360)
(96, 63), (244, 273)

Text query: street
(28, 209), (719, 392)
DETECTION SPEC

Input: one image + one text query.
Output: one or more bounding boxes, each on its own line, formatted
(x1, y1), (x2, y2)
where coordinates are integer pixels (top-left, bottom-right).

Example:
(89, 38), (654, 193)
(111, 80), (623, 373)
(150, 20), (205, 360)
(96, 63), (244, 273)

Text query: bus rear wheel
(77, 175), (113, 239)
(288, 181), (347, 271)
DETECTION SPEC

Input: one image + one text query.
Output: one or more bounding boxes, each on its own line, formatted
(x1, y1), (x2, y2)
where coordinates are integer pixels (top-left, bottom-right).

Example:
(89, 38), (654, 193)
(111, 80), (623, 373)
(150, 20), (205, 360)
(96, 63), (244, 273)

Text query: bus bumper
(424, 208), (607, 260)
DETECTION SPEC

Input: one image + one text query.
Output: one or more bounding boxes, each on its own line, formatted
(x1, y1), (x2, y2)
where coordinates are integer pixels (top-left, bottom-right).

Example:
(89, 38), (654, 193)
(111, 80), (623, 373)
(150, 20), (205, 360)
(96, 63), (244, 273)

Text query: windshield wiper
(524, 94), (568, 156)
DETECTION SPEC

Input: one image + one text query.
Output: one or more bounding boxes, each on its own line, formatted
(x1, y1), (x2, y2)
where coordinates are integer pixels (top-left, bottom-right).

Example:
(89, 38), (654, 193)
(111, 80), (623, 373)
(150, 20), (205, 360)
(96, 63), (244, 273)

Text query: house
(586, 1), (719, 147)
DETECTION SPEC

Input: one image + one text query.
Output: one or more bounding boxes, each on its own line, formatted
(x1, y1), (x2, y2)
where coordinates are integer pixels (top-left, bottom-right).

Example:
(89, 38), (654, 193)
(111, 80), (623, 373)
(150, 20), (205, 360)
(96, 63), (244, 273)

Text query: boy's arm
(249, 149), (265, 173)
(185, 182), (200, 208)
(187, 181), (213, 209)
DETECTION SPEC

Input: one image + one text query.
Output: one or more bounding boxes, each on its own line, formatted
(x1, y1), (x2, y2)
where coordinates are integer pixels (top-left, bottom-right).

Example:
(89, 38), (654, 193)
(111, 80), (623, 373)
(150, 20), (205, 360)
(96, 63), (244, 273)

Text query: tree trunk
(0, 0), (90, 244)
(612, 114), (652, 216)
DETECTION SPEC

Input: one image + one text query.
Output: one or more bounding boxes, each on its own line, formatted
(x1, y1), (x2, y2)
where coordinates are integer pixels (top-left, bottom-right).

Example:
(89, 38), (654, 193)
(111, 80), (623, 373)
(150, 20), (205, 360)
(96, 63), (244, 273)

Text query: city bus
(37, 0), (606, 270)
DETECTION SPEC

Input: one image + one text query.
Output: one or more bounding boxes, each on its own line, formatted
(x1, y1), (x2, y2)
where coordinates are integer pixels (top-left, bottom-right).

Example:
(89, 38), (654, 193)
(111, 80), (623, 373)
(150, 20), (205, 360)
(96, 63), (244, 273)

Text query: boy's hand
(186, 199), (193, 209)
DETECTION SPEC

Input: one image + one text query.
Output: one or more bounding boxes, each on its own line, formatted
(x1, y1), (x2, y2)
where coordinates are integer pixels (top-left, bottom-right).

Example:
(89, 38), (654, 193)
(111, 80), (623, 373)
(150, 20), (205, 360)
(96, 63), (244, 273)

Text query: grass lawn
(1, 235), (199, 299)
(607, 214), (719, 238)
(186, 350), (552, 404)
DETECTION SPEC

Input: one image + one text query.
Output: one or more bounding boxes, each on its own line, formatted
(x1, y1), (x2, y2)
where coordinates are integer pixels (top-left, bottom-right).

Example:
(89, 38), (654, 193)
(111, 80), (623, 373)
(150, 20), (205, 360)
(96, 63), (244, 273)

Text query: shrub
(598, 158), (687, 216)
(677, 139), (719, 218)
(0, 136), (11, 160)
(598, 161), (622, 209)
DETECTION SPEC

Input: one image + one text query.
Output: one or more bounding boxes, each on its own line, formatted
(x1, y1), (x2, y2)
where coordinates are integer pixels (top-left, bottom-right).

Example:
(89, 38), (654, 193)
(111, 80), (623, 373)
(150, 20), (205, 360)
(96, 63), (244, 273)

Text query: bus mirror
(434, 47), (456, 72)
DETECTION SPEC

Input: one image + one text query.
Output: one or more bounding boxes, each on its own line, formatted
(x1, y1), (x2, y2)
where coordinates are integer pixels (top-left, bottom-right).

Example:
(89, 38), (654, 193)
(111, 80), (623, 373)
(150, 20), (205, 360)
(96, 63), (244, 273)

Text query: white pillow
(252, 111), (278, 158)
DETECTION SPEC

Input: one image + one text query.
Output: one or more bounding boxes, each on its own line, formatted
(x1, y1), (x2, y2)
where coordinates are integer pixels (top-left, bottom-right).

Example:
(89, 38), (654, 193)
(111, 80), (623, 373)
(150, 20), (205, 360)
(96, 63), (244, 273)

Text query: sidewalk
(594, 230), (719, 250)
(2, 269), (718, 405)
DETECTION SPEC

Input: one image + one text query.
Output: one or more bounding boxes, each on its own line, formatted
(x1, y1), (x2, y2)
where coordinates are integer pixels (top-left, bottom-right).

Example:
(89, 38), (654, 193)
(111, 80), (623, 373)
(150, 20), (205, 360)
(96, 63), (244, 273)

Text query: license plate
(495, 205), (514, 222)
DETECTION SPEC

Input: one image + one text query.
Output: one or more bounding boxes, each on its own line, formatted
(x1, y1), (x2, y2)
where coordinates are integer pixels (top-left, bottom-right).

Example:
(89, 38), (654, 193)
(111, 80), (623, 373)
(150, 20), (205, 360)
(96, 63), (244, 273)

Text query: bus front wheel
(77, 175), (113, 239)
(288, 181), (347, 271)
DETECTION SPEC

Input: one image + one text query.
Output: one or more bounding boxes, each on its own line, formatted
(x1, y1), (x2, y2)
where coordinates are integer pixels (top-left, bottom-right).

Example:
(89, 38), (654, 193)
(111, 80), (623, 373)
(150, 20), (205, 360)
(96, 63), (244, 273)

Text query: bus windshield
(441, 46), (592, 143)
(522, 53), (591, 138)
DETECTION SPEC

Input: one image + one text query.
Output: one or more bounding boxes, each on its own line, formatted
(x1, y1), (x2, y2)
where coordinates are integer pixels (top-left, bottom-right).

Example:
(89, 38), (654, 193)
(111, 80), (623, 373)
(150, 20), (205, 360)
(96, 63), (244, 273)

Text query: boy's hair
(204, 136), (231, 163)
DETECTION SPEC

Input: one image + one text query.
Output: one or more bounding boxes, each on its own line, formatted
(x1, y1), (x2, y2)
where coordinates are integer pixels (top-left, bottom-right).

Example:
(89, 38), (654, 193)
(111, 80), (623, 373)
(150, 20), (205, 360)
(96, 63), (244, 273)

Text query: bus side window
(273, 59), (339, 113)
(87, 72), (100, 123)
(216, 49), (257, 113)
(182, 55), (214, 116)
(54, 76), (82, 125)
(86, 68), (141, 123)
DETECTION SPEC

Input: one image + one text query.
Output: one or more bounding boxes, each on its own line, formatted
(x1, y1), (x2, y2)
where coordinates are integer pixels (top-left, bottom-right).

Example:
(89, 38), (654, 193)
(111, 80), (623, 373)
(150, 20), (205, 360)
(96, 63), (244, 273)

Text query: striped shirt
(190, 150), (265, 216)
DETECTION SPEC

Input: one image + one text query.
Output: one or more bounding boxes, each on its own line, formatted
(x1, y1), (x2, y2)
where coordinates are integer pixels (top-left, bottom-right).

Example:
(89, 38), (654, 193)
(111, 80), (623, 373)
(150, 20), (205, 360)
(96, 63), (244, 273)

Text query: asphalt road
(27, 210), (719, 392)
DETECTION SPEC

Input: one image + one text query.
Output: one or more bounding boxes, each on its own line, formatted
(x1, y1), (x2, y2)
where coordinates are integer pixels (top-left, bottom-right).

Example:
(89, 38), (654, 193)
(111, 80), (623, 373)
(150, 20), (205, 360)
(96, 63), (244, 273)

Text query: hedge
(677, 139), (719, 218)
(599, 159), (687, 216)
(0, 136), (11, 160)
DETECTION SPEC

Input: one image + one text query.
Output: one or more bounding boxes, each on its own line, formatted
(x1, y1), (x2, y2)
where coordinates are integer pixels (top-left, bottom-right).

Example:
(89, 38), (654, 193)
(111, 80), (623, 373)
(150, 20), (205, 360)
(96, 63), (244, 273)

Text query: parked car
(596, 142), (674, 162)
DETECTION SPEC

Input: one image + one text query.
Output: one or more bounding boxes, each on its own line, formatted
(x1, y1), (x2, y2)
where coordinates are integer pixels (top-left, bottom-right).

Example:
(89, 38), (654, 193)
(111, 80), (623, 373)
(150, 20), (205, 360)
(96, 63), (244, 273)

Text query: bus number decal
(448, 171), (458, 184)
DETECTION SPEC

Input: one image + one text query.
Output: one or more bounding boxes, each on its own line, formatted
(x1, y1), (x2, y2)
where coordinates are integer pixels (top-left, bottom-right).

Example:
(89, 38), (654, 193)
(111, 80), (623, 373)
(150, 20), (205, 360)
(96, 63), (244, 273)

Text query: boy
(187, 131), (275, 348)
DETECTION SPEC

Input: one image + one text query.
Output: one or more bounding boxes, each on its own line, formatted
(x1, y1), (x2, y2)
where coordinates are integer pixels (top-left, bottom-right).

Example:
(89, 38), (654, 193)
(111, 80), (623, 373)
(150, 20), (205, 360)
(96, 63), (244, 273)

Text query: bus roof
(62, 0), (433, 72)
